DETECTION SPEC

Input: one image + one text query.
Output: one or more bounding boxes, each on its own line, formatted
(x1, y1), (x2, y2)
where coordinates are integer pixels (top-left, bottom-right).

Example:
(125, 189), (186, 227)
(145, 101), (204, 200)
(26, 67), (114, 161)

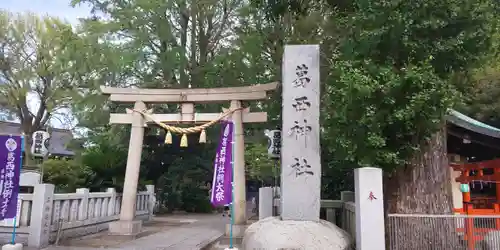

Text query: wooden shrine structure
(447, 109), (500, 214)
(446, 110), (500, 249)
(100, 82), (278, 236)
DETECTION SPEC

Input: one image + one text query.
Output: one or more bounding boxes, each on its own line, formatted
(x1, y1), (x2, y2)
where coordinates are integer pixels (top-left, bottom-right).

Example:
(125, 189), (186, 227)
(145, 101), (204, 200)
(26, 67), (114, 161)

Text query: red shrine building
(447, 110), (500, 214)
(446, 110), (500, 248)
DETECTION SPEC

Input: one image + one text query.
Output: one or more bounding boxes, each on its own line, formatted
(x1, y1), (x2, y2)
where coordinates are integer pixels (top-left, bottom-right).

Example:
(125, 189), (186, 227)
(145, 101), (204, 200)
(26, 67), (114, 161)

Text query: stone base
(242, 217), (353, 250)
(225, 224), (247, 237)
(108, 220), (142, 236)
(1, 243), (22, 250)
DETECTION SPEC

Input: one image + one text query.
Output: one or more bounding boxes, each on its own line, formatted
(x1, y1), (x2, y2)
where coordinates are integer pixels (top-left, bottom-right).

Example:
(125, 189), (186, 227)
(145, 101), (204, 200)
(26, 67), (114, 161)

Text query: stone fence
(320, 192), (356, 238)
(0, 184), (155, 248)
(259, 168), (387, 250)
(266, 190), (356, 238)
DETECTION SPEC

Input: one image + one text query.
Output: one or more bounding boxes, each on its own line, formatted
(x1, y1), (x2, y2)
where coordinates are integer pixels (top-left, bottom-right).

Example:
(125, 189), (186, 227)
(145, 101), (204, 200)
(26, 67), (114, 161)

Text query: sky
(0, 1), (93, 131)
(0, 0), (93, 24)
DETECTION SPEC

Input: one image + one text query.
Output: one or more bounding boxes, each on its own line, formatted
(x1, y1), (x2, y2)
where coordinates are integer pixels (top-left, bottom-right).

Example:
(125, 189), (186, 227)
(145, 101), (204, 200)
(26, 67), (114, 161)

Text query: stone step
(217, 236), (243, 245)
(205, 236), (243, 250)
(207, 242), (242, 250)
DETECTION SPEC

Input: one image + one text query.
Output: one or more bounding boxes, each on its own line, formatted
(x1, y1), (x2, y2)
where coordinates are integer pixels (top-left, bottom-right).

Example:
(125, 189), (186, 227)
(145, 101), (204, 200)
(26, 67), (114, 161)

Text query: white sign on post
(355, 167), (385, 250)
(280, 45), (321, 221)
(264, 129), (281, 159)
(31, 131), (50, 157)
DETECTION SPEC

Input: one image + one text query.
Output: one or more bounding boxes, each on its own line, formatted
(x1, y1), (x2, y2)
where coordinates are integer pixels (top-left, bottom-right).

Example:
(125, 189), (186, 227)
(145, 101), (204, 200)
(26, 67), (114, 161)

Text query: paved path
(40, 201), (256, 250)
(118, 214), (228, 250)
(41, 214), (229, 250)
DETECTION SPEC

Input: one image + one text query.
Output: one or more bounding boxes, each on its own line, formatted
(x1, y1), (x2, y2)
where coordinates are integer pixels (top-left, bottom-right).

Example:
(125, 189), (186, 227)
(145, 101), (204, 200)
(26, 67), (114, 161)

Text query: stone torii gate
(101, 82), (278, 235)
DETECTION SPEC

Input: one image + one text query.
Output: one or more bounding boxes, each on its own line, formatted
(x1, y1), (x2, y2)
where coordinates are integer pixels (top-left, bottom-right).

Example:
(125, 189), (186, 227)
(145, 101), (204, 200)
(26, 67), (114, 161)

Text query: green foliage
(72, 0), (242, 89)
(245, 143), (277, 182)
(42, 159), (94, 192)
(155, 151), (214, 213)
(80, 129), (129, 191)
(324, 60), (455, 170)
(55, 0), (500, 215)
(181, 184), (213, 213)
(0, 11), (87, 128)
(66, 0), (282, 212)
(0, 11), (104, 168)
(320, 0), (499, 171)
(461, 47), (500, 127)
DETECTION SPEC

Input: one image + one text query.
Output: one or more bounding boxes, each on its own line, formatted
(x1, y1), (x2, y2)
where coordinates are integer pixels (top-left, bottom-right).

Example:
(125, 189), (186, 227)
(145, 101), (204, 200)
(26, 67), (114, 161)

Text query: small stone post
(258, 187), (273, 220)
(106, 188), (117, 216)
(76, 188), (89, 220)
(28, 184), (54, 248)
(354, 167), (385, 250)
(145, 185), (155, 220)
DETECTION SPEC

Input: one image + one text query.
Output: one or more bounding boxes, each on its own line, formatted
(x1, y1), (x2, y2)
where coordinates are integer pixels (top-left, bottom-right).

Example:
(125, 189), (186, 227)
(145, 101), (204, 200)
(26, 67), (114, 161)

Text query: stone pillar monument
(242, 45), (352, 249)
(109, 101), (146, 235)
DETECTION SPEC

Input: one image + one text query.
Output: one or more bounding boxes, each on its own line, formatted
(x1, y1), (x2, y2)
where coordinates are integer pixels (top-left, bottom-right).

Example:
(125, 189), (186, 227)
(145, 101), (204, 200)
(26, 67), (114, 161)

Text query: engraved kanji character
(289, 157), (314, 177)
(289, 119), (312, 139)
(293, 64), (311, 88)
(292, 96), (311, 111)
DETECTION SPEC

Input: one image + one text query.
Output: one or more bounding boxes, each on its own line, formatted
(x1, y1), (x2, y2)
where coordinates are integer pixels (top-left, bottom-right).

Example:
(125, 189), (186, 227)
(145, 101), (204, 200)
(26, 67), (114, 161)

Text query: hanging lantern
(460, 183), (470, 193)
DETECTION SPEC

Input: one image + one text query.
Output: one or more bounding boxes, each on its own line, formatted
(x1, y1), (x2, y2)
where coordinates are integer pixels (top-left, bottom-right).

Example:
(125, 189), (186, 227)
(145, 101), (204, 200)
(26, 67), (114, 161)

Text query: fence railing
(318, 199), (356, 237)
(0, 184), (155, 248)
(270, 190), (356, 239)
(342, 202), (356, 237)
(387, 214), (500, 250)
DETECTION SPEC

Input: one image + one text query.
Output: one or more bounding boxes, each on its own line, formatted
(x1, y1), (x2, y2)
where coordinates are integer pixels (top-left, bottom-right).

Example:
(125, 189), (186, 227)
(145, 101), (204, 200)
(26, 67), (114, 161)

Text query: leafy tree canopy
(320, 0), (499, 171)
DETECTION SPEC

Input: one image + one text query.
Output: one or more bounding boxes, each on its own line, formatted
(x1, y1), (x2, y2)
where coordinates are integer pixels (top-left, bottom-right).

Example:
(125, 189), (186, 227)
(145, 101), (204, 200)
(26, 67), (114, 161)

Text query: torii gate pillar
(109, 101), (146, 235)
(231, 100), (247, 226)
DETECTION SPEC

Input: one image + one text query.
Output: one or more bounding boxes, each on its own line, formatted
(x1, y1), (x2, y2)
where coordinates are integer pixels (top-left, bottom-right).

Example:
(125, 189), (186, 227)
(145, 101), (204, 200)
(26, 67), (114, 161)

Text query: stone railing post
(341, 191), (355, 203)
(20, 199), (31, 226)
(340, 191), (354, 230)
(145, 185), (155, 220)
(28, 184), (55, 248)
(325, 206), (336, 224)
(76, 188), (89, 220)
(107, 188), (117, 216)
(272, 186), (281, 216)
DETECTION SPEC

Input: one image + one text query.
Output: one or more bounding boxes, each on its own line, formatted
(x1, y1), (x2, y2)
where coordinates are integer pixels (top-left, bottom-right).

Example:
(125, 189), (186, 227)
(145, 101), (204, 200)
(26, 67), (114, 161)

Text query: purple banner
(0, 135), (22, 220)
(210, 121), (234, 207)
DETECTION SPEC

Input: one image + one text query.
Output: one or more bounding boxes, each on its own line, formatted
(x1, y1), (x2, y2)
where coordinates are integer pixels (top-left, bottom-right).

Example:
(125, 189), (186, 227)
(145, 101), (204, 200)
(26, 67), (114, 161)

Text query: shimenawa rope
(131, 108), (243, 147)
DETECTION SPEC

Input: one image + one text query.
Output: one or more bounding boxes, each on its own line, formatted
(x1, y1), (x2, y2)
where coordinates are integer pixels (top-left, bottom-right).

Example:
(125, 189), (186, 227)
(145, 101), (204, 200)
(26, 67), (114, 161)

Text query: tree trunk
(189, 4), (198, 88)
(21, 127), (37, 167)
(23, 136), (35, 167)
(385, 126), (464, 249)
(179, 2), (188, 87)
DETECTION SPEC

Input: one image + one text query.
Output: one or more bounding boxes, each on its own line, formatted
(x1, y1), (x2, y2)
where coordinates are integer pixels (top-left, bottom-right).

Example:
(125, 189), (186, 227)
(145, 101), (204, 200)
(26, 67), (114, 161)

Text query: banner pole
(10, 135), (24, 244)
(229, 121), (235, 249)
